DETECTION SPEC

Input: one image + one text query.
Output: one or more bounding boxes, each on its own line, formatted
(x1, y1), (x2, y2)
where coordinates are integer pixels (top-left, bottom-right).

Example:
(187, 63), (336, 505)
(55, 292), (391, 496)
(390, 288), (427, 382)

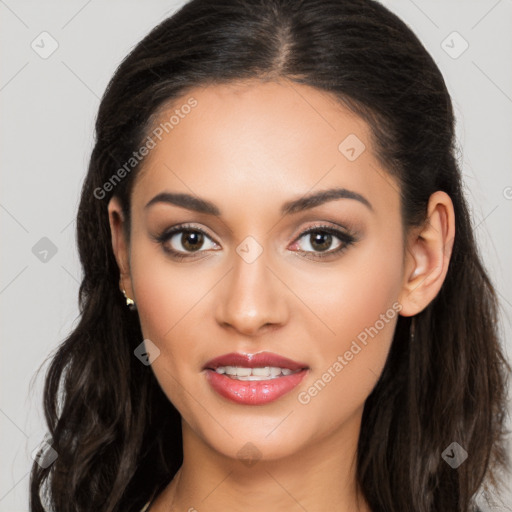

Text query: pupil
(182, 231), (203, 251)
(311, 232), (331, 252)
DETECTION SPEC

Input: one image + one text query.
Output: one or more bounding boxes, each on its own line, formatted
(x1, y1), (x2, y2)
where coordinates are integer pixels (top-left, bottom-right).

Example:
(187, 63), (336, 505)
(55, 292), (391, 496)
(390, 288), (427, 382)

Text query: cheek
(130, 240), (211, 343)
(293, 226), (403, 347)
(128, 241), (213, 393)
(129, 248), (207, 414)
(294, 229), (403, 413)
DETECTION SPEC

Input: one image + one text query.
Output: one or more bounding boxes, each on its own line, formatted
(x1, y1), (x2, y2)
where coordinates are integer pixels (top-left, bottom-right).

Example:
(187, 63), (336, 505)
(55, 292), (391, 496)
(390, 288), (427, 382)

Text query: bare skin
(108, 79), (455, 512)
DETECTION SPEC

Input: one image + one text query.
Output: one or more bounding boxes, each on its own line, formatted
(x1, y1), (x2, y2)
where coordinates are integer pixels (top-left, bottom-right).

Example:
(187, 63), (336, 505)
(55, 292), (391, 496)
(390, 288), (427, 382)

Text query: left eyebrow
(280, 187), (373, 215)
(144, 187), (373, 216)
(145, 192), (221, 215)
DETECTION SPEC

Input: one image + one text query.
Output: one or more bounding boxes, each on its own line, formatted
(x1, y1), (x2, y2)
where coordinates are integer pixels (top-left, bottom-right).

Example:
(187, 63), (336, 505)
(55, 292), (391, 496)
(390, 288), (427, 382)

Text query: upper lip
(203, 351), (309, 371)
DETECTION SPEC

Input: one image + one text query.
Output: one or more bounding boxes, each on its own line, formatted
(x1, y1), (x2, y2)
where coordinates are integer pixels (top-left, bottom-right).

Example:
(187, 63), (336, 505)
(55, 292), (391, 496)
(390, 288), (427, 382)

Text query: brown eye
(305, 231), (336, 252)
(291, 225), (356, 260)
(179, 230), (205, 252)
(295, 228), (345, 253)
(156, 224), (219, 259)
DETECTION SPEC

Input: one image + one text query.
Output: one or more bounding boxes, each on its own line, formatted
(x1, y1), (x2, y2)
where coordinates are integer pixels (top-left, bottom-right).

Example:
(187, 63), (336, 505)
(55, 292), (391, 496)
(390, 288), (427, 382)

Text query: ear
(398, 190), (455, 316)
(107, 196), (134, 299)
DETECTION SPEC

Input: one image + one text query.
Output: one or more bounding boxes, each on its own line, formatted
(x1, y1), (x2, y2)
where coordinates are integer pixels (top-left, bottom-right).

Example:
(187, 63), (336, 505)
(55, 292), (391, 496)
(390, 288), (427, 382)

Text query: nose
(214, 249), (289, 337)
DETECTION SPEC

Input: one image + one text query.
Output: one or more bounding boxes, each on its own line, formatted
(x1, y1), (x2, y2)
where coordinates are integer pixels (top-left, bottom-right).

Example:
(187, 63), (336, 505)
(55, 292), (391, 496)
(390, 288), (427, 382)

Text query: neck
(156, 407), (371, 512)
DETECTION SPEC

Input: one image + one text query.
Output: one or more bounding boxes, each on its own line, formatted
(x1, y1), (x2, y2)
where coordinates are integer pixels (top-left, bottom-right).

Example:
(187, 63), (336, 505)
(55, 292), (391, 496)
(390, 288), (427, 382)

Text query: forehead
(132, 79), (400, 221)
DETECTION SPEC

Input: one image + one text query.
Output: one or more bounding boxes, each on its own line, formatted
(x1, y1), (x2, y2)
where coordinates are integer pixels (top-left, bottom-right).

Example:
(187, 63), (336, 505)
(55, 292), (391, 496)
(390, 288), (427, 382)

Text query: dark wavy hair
(30, 0), (510, 510)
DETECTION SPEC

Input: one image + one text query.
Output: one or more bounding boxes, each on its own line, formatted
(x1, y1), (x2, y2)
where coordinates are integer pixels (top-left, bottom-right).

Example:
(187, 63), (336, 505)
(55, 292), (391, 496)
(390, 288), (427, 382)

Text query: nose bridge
(215, 236), (287, 334)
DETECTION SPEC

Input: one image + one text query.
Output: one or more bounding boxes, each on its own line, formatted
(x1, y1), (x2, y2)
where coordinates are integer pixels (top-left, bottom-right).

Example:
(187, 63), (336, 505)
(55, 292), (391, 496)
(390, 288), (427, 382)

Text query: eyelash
(154, 222), (357, 262)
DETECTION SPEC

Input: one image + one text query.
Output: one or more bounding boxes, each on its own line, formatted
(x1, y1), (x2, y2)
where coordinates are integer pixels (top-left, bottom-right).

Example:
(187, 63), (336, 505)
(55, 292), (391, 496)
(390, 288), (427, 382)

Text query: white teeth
(213, 366), (299, 380)
(252, 367), (271, 376)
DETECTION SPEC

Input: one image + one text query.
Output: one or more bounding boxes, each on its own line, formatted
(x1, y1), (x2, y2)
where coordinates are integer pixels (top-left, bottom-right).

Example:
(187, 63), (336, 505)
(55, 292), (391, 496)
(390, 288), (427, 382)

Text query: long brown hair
(30, 0), (510, 510)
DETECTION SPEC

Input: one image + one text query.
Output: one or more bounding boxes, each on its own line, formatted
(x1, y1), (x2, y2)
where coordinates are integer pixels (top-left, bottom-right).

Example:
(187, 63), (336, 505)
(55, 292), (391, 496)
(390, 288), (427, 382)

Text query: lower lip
(205, 369), (308, 405)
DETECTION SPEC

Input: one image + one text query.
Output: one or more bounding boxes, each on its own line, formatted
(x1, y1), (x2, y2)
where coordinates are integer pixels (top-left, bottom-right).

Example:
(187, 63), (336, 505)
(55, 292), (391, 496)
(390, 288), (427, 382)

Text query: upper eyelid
(159, 222), (354, 247)
(160, 223), (218, 243)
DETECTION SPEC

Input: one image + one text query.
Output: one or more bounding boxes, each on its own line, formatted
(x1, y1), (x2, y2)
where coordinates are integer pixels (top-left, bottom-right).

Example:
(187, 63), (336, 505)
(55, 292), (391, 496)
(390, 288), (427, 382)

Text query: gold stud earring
(122, 289), (136, 310)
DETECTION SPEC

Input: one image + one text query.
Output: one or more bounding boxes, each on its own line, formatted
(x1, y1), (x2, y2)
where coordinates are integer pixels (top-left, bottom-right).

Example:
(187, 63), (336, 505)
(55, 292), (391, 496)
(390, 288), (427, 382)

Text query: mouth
(211, 366), (301, 380)
(203, 351), (309, 405)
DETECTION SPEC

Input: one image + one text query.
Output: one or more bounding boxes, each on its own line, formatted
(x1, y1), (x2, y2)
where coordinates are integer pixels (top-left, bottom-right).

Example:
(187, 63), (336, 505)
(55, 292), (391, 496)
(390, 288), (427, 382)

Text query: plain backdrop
(1, 1), (511, 511)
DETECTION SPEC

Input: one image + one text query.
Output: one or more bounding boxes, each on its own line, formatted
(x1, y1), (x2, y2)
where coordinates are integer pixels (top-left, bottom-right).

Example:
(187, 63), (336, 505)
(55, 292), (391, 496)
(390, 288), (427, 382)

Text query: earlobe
(398, 191), (455, 317)
(107, 197), (133, 297)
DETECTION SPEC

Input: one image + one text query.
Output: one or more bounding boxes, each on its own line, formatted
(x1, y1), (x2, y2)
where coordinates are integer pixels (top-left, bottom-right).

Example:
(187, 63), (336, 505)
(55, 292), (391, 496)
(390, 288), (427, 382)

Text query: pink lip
(203, 351), (309, 406)
(203, 351), (308, 371)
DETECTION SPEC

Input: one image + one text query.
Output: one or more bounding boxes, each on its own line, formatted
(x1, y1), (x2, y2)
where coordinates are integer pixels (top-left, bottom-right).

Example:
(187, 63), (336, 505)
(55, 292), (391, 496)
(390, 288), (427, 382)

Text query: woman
(30, 0), (510, 511)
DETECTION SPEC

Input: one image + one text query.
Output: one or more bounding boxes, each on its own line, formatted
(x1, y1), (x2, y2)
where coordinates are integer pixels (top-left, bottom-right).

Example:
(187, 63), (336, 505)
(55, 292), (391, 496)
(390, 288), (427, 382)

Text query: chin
(184, 407), (323, 465)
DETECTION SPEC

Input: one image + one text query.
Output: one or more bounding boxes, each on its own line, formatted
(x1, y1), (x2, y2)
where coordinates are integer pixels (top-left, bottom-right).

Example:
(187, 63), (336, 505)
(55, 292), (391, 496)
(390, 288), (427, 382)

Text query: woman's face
(117, 79), (409, 461)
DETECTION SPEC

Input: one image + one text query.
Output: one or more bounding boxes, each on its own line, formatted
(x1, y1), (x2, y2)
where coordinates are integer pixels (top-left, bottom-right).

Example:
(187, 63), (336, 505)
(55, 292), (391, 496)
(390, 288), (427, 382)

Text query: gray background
(1, 1), (511, 510)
